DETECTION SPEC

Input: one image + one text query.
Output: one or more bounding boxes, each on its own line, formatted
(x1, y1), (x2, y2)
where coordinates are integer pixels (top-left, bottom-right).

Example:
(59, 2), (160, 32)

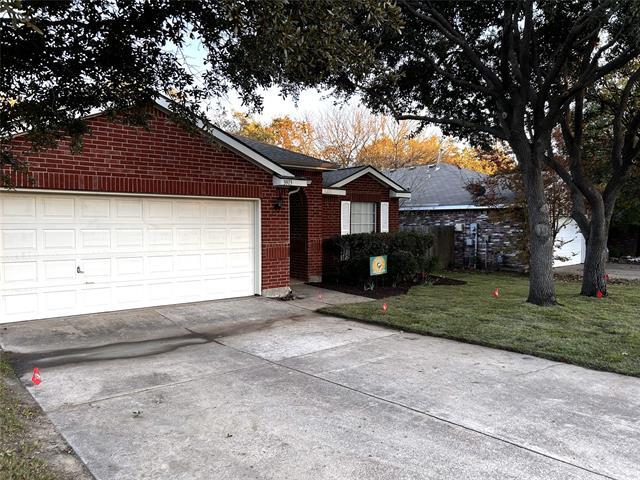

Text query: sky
(178, 38), (442, 137)
(178, 38), (359, 123)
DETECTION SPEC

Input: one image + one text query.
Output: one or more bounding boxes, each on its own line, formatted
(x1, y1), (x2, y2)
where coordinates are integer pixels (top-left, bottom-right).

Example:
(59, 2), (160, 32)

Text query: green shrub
(388, 249), (419, 284)
(324, 231), (434, 286)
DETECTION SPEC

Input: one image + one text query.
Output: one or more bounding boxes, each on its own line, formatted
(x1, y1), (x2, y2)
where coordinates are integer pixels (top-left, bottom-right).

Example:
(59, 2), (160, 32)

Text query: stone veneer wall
(400, 209), (526, 271)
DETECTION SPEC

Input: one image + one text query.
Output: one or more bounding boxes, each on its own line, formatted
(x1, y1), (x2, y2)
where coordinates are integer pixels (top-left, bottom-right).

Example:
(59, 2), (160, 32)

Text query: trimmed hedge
(324, 231), (435, 286)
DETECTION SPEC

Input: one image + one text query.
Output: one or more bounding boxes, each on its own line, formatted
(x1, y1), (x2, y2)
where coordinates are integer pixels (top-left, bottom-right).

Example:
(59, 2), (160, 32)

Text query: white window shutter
(380, 202), (389, 233)
(341, 201), (351, 235)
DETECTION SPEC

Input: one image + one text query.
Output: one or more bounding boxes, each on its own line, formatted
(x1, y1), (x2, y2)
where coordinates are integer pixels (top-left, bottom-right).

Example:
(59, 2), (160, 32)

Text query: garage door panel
(2, 195), (36, 217)
(203, 253), (227, 271)
(80, 287), (112, 308)
(1, 193), (257, 323)
(81, 258), (111, 278)
(175, 254), (201, 272)
(43, 229), (76, 250)
(202, 229), (227, 248)
(3, 261), (38, 283)
(202, 203), (227, 224)
(43, 290), (77, 313)
(43, 260), (76, 281)
(80, 229), (111, 249)
(42, 197), (75, 218)
(2, 229), (37, 252)
(174, 201), (201, 221)
(148, 255), (173, 274)
(115, 199), (143, 219)
(115, 229), (144, 248)
(228, 202), (252, 223)
(115, 257), (145, 276)
(230, 228), (252, 247)
(79, 198), (110, 219)
(147, 229), (173, 248)
(229, 251), (253, 271)
(3, 293), (39, 316)
(115, 284), (145, 305)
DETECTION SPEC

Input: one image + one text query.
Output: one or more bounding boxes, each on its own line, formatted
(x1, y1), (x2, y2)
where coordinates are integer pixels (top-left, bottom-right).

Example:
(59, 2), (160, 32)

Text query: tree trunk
(518, 146), (557, 306)
(580, 198), (610, 297)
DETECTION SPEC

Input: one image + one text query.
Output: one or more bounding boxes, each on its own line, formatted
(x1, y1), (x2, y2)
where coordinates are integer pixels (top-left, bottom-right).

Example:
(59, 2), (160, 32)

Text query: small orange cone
(382, 303), (388, 313)
(31, 367), (41, 385)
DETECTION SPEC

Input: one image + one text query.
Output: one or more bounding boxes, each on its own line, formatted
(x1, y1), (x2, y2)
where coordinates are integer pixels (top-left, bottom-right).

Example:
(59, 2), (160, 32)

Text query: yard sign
(370, 255), (387, 276)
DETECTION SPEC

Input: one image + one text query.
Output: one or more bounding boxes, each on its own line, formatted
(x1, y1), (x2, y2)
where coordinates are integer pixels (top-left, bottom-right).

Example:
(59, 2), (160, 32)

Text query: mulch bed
(310, 274), (466, 299)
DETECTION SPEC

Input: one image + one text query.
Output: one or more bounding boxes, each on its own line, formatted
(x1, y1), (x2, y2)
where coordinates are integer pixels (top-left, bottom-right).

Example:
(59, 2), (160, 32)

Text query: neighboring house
(387, 164), (585, 270)
(1, 99), (409, 323)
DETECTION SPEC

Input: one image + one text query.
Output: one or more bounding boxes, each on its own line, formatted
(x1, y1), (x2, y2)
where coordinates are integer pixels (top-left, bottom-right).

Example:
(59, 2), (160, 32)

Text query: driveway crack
(219, 342), (620, 480)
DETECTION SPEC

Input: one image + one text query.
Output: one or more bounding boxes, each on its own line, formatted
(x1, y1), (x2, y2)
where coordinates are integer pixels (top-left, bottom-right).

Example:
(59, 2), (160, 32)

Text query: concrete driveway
(1, 285), (639, 480)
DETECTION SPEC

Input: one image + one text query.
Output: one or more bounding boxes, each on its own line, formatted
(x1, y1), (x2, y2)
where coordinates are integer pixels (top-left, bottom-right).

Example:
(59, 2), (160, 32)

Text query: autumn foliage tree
(231, 113), (317, 156)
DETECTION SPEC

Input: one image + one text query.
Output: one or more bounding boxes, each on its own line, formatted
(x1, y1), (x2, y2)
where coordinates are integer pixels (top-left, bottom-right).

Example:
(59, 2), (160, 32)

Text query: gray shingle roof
(321, 166), (368, 187)
(229, 135), (336, 171)
(386, 164), (489, 208)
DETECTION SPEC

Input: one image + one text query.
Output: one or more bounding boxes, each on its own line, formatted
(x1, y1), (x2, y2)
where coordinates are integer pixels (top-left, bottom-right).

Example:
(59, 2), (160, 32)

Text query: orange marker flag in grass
(382, 302), (388, 313)
(596, 290), (604, 299)
(31, 367), (41, 386)
(491, 288), (500, 298)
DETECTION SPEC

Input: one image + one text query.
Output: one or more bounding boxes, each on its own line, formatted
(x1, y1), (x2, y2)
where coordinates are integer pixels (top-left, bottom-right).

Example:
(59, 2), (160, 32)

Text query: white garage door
(0, 192), (257, 323)
(553, 218), (586, 267)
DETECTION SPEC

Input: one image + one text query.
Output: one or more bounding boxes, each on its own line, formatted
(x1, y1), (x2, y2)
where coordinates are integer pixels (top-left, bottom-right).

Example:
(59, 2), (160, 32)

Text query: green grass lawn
(320, 273), (640, 377)
(0, 354), (57, 480)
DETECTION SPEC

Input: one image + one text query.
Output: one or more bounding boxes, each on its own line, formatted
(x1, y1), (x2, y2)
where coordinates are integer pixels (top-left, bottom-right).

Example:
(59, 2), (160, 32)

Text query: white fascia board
(322, 188), (347, 196)
(390, 191), (411, 199)
(155, 97), (295, 179)
(330, 166), (408, 192)
(272, 176), (310, 187)
(400, 204), (507, 211)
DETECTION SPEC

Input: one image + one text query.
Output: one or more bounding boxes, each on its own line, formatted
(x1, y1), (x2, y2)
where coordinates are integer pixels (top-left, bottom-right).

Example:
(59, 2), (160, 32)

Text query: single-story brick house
(387, 164), (585, 270)
(1, 99), (409, 323)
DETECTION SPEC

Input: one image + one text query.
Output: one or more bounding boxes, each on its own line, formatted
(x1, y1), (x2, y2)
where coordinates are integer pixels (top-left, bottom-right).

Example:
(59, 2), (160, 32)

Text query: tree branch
(540, 0), (614, 97)
(414, 50), (495, 96)
(400, 0), (502, 91)
(395, 114), (507, 139)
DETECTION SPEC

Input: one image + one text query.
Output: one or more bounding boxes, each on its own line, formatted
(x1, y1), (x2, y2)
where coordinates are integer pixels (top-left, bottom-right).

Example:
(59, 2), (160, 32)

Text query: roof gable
(323, 166), (408, 193)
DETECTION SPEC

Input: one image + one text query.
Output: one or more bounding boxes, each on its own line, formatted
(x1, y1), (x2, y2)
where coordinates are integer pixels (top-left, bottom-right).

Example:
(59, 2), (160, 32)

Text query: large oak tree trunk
(581, 218), (608, 296)
(517, 146), (557, 306)
(580, 197), (611, 297)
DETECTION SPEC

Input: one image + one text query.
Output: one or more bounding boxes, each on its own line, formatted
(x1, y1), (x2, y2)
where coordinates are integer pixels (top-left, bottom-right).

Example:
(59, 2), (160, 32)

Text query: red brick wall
(9, 107), (290, 291)
(322, 174), (400, 240)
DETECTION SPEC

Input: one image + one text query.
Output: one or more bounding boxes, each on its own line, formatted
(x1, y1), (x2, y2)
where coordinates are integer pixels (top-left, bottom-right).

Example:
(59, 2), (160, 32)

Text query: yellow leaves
(234, 112), (317, 156)
(1, 95), (19, 108)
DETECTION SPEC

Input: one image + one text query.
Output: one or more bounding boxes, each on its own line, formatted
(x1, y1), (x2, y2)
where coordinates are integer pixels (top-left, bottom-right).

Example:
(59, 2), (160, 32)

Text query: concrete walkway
(554, 262), (640, 280)
(1, 287), (639, 480)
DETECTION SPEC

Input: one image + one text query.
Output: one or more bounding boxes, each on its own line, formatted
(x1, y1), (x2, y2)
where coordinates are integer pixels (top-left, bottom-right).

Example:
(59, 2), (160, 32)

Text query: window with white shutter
(380, 202), (389, 233)
(340, 201), (351, 235)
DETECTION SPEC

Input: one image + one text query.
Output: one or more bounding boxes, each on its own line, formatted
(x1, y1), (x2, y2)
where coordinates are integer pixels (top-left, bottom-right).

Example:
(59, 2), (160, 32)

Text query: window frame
(350, 202), (376, 234)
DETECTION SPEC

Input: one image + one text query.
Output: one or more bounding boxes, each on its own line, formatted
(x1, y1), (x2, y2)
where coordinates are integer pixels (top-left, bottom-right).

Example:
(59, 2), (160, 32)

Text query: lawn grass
(0, 353), (57, 480)
(320, 272), (640, 377)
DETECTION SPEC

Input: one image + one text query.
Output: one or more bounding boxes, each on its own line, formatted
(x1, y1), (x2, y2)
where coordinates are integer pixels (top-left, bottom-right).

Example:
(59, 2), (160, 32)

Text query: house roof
(386, 163), (506, 209)
(322, 166), (367, 187)
(322, 165), (409, 194)
(229, 135), (337, 171)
